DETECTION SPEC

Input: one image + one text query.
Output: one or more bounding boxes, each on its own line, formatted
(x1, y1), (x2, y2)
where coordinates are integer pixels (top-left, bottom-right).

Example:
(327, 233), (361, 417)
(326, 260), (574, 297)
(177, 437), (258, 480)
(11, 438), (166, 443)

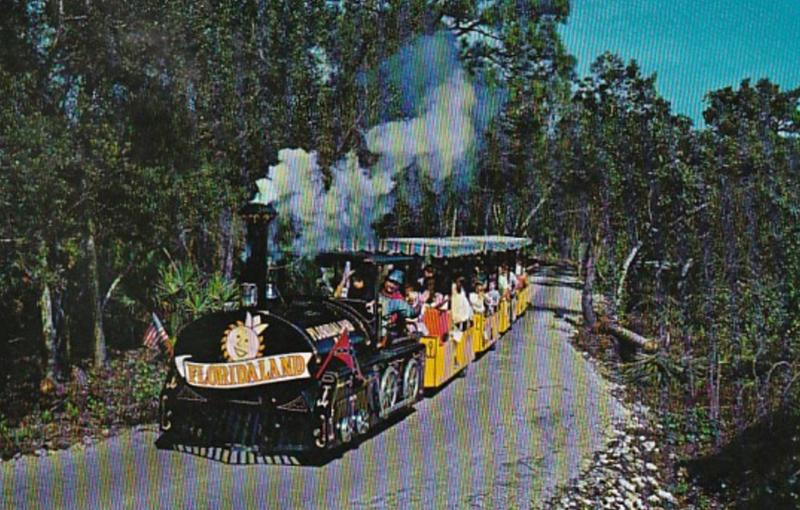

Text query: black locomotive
(157, 202), (425, 456)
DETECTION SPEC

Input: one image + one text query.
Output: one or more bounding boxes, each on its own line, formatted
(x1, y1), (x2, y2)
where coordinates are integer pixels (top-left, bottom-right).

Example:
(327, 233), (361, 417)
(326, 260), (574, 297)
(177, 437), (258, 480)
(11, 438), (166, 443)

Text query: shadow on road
(154, 408), (417, 468)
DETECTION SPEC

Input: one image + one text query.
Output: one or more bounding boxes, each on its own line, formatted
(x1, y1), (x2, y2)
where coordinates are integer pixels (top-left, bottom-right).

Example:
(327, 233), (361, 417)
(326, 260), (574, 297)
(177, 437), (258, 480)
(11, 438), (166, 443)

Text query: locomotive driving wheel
(379, 366), (399, 414)
(403, 359), (421, 400)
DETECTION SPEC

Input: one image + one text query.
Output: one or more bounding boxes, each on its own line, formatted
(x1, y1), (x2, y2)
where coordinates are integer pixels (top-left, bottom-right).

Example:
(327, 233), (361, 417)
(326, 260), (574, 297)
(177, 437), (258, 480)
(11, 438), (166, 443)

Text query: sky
(560, 0), (800, 125)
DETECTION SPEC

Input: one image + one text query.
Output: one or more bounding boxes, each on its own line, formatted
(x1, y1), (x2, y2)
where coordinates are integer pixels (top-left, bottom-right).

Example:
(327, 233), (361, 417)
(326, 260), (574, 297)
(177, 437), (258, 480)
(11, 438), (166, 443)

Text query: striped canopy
(378, 236), (530, 258)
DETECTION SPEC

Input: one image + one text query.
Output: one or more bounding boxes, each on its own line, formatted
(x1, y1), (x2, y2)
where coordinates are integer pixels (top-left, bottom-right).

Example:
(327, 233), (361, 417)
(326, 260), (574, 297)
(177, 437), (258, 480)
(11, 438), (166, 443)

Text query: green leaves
(625, 350), (687, 389)
(155, 259), (239, 335)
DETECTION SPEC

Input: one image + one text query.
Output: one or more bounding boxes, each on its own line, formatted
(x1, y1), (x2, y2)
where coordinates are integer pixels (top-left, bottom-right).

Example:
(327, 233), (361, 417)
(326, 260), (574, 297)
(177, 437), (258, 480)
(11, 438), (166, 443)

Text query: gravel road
(1, 270), (628, 509)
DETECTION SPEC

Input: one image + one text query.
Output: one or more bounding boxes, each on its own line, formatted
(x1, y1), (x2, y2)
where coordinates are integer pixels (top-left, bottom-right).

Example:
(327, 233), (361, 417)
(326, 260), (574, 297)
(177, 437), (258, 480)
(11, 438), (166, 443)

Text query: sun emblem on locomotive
(221, 312), (268, 361)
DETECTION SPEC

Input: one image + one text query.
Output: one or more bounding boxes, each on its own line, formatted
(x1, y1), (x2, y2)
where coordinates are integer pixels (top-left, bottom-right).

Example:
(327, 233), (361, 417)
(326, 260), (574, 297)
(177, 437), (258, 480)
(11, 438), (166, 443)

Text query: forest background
(1, 1), (799, 506)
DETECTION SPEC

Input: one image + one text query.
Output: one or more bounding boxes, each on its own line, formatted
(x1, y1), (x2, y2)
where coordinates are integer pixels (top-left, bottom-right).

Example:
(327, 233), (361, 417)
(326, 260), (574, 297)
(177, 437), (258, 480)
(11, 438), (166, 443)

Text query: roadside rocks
(546, 313), (683, 509)
(539, 411), (679, 510)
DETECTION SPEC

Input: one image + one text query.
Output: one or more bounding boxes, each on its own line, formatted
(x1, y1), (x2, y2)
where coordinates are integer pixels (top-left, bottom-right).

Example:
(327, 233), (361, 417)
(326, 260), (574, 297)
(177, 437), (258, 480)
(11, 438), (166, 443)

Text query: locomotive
(157, 201), (426, 456)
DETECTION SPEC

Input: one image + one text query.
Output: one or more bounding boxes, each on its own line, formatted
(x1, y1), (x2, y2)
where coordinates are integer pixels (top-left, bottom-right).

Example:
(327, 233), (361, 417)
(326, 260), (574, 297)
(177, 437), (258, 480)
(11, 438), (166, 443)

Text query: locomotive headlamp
(264, 281), (281, 301)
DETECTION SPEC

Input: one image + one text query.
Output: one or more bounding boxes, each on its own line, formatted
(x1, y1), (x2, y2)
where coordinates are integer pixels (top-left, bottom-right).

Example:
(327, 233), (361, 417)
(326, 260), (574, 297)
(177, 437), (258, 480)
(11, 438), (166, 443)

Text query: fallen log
(563, 316), (658, 353)
(601, 321), (659, 353)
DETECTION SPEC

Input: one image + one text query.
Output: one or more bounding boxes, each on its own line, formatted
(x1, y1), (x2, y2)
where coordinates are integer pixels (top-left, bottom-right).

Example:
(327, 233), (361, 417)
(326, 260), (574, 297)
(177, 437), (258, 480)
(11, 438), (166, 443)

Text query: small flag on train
(143, 312), (170, 353)
(315, 327), (364, 381)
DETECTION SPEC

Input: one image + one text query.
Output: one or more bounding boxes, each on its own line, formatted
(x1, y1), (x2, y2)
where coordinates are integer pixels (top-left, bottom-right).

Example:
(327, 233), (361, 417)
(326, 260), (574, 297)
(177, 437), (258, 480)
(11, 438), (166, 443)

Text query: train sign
(175, 352), (313, 389)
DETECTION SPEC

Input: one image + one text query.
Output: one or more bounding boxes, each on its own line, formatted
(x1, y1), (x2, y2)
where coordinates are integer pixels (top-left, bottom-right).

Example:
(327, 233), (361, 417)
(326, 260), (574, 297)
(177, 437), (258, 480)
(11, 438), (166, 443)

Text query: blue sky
(560, 0), (800, 125)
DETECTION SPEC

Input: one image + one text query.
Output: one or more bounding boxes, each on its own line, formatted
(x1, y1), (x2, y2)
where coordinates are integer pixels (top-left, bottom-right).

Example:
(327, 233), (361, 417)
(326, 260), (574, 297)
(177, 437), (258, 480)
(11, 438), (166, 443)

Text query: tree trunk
(615, 240), (643, 312)
(87, 217), (106, 367)
(39, 280), (60, 393)
(581, 241), (597, 330)
(219, 206), (235, 280)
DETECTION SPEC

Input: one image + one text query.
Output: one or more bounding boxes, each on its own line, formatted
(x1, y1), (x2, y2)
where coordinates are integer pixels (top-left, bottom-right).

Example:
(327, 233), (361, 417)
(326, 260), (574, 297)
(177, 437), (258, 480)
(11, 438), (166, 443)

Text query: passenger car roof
(317, 236), (531, 260)
(314, 252), (415, 266)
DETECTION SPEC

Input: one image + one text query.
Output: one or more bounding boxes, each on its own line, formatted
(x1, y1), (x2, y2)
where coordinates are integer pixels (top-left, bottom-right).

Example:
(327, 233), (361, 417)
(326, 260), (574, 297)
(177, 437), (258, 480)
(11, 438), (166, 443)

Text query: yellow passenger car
(377, 236), (531, 389)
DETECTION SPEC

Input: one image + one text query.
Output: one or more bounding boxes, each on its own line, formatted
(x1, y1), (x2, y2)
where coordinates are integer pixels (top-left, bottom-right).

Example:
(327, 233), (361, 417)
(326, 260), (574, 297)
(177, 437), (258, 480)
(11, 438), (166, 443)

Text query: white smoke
(254, 34), (495, 256)
(366, 68), (476, 187)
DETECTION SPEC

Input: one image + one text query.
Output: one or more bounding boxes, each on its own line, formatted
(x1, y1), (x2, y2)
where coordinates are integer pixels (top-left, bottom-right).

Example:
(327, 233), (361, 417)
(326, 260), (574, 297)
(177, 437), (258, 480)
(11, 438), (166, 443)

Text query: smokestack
(239, 201), (277, 308)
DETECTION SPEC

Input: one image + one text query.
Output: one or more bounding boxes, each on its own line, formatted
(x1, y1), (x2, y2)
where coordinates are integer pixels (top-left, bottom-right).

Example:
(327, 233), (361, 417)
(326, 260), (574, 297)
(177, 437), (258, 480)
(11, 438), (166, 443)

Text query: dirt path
(1, 270), (627, 509)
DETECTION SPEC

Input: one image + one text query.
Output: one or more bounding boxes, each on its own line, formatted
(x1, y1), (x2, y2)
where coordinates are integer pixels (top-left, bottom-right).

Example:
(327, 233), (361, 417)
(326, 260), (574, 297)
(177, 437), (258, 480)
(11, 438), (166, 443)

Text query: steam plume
(254, 33), (503, 256)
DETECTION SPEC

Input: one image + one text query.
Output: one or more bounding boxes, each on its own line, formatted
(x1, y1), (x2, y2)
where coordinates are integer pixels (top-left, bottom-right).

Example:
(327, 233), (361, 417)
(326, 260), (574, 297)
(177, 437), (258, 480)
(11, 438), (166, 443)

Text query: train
(156, 201), (534, 460)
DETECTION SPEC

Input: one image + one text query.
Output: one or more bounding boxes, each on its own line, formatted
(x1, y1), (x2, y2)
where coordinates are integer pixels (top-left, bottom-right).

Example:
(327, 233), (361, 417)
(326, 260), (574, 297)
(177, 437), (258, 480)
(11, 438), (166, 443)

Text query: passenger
(403, 282), (421, 309)
(450, 276), (473, 342)
(516, 267), (528, 290)
(469, 281), (487, 315)
(421, 276), (447, 310)
(508, 260), (522, 294)
(403, 282), (428, 336)
(473, 261), (487, 287)
(378, 269), (418, 347)
(334, 269), (372, 301)
(486, 279), (501, 314)
(417, 264), (436, 288)
(349, 273), (373, 301)
(498, 264), (511, 298)
(317, 267), (336, 296)
(508, 262), (519, 319)
(333, 265), (355, 298)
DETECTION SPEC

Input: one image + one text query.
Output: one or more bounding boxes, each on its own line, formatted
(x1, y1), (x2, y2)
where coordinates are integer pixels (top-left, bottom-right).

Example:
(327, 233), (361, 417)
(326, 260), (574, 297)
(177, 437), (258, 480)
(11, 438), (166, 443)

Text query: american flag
(142, 312), (169, 351)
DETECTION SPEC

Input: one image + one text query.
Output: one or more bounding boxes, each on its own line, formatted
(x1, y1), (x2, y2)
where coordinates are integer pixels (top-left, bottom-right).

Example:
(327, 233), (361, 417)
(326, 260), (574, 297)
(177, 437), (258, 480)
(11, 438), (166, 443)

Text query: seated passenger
(516, 269), (527, 290)
(473, 263), (487, 288)
(378, 270), (418, 346)
(450, 276), (473, 341)
(403, 282), (421, 310)
(498, 264), (512, 299)
(334, 269), (372, 301)
(469, 281), (487, 315)
(421, 276), (448, 310)
(485, 279), (501, 314)
(317, 267), (336, 296)
(417, 264), (436, 288)
(403, 282), (428, 336)
(509, 264), (519, 294)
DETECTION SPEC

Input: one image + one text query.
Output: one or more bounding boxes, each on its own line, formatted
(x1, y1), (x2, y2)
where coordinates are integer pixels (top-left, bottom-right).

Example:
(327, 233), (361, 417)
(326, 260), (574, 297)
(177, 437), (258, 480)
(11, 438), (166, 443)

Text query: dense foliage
(1, 0), (799, 503)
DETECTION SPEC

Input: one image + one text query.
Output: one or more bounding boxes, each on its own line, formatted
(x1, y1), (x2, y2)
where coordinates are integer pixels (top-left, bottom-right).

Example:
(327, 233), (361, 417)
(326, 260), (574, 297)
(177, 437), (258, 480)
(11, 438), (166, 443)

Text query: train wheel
(403, 359), (421, 401)
(337, 417), (354, 444)
(379, 366), (399, 414)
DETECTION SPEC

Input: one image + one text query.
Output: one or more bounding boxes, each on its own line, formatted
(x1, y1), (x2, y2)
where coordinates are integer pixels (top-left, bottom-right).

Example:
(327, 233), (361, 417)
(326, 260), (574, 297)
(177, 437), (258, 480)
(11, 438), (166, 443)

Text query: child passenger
(403, 282), (428, 336)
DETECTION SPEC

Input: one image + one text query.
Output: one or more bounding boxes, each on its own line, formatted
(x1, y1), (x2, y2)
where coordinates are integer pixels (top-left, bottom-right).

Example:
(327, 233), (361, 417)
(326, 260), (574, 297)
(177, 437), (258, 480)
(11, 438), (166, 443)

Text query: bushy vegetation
(155, 259), (240, 336)
(0, 349), (166, 458)
(1, 1), (799, 505)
